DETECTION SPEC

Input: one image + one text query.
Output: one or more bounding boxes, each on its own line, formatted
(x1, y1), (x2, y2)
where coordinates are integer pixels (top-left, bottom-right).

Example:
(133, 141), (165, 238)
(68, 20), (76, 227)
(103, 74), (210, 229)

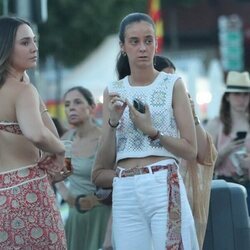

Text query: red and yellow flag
(148, 0), (164, 53)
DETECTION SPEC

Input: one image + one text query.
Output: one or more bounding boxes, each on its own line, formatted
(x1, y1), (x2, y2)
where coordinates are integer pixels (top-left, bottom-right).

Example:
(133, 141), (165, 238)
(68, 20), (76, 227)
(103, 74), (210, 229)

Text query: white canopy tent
(62, 34), (120, 102)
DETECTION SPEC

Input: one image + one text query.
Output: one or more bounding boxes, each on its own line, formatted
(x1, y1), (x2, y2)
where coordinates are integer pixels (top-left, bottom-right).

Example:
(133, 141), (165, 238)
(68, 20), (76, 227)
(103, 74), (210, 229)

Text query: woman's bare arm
(160, 79), (197, 160)
(16, 84), (64, 154)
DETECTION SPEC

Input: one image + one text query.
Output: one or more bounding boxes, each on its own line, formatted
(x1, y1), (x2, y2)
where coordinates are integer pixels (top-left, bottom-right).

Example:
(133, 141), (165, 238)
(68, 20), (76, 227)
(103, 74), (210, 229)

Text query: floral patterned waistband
(0, 165), (47, 190)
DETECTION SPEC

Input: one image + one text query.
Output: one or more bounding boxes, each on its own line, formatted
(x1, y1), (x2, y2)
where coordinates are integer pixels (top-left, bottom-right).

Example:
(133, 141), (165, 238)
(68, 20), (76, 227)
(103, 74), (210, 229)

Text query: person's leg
(148, 171), (168, 250)
(112, 177), (152, 250)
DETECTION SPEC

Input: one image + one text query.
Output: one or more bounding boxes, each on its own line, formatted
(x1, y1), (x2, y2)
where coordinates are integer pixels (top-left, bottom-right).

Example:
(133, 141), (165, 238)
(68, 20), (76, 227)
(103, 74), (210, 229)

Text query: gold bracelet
(194, 115), (200, 126)
(41, 109), (49, 115)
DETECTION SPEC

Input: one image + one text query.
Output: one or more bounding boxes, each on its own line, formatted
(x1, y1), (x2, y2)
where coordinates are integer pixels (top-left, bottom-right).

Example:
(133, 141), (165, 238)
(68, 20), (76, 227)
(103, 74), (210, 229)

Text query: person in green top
(56, 86), (111, 250)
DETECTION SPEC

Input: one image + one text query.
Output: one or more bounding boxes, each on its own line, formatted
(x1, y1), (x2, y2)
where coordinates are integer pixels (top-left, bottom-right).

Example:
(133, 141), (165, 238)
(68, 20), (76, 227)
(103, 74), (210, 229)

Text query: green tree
(38, 0), (147, 67)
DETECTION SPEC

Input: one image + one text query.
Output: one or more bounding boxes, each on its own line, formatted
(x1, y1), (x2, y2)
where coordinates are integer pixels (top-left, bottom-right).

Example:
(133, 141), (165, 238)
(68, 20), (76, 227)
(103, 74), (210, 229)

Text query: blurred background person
(206, 71), (250, 214)
(55, 86), (111, 250)
(154, 54), (217, 249)
(0, 16), (67, 249)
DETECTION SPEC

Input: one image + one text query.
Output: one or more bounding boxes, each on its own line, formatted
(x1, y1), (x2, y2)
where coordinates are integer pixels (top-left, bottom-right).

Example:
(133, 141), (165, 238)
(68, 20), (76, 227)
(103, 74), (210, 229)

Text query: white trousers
(112, 159), (199, 250)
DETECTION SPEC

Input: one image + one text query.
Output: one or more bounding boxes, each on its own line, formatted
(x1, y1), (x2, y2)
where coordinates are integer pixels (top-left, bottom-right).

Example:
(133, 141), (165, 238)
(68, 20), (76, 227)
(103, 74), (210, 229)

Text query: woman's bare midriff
(117, 156), (174, 169)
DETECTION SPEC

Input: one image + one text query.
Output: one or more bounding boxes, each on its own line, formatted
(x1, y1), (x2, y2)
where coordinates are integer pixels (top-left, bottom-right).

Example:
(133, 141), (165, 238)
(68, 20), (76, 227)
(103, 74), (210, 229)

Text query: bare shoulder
(173, 77), (187, 97)
(17, 82), (38, 96)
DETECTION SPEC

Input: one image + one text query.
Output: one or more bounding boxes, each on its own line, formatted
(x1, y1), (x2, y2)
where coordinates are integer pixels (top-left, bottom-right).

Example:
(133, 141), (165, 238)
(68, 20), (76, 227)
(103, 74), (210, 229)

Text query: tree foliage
(38, 0), (147, 67)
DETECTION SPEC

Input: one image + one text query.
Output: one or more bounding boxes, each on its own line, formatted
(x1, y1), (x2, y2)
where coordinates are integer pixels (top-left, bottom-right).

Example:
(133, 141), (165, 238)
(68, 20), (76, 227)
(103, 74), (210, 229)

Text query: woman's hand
(108, 93), (127, 126)
(216, 139), (245, 168)
(38, 152), (64, 171)
(64, 194), (76, 207)
(37, 151), (72, 184)
(222, 139), (245, 156)
(126, 100), (157, 137)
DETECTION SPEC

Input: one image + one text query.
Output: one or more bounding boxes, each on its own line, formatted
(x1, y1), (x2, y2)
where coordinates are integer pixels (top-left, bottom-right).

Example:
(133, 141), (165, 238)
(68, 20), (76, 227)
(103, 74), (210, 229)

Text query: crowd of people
(1, 12), (250, 250)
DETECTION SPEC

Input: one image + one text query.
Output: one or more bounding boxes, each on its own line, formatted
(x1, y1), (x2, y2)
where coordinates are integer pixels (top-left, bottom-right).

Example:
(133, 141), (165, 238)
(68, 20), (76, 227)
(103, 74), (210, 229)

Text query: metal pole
(3, 0), (8, 15)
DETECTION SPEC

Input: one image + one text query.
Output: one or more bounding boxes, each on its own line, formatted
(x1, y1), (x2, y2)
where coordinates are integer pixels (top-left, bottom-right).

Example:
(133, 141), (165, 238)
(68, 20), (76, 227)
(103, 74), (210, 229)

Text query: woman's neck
(231, 109), (248, 120)
(7, 68), (24, 82)
(74, 119), (97, 139)
(129, 68), (159, 86)
(230, 109), (249, 130)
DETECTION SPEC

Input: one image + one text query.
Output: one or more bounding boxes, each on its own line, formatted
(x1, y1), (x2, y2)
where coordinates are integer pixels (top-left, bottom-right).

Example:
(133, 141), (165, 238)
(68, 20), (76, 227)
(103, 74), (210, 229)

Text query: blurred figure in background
(206, 71), (250, 214)
(154, 55), (217, 249)
(0, 16), (67, 249)
(56, 86), (111, 250)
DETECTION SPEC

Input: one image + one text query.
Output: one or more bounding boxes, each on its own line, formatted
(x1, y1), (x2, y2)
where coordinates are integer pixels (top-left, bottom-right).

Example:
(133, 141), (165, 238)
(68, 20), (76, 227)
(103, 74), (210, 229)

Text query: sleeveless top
(66, 130), (97, 197)
(108, 71), (180, 162)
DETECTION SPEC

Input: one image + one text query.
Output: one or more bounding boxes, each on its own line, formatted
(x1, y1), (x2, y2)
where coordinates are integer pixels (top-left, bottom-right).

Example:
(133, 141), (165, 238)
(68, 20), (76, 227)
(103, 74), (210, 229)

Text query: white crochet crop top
(108, 72), (181, 163)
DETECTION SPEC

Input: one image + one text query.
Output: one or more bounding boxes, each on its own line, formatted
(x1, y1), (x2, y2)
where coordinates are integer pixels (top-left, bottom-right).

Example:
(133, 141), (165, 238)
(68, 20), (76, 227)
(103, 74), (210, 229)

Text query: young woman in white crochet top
(93, 12), (199, 250)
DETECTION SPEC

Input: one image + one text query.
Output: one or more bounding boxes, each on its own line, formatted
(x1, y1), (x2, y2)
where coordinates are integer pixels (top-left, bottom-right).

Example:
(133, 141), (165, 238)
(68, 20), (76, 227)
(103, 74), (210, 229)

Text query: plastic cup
(61, 140), (73, 172)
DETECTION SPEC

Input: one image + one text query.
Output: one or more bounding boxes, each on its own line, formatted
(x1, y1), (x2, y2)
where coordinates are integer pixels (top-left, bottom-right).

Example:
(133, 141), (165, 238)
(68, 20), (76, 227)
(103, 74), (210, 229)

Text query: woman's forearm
(96, 125), (117, 169)
(92, 168), (116, 188)
(196, 125), (210, 163)
(159, 135), (197, 161)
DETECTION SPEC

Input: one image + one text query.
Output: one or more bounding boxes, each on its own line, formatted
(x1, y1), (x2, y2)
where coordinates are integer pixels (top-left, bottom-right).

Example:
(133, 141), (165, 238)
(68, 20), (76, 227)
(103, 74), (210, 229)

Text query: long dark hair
(0, 16), (30, 87)
(220, 93), (250, 135)
(116, 13), (155, 80)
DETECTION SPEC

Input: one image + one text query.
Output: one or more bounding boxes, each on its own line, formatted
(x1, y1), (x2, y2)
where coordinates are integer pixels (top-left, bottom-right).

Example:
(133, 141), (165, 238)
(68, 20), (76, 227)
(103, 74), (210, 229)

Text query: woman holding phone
(206, 71), (250, 214)
(93, 12), (199, 250)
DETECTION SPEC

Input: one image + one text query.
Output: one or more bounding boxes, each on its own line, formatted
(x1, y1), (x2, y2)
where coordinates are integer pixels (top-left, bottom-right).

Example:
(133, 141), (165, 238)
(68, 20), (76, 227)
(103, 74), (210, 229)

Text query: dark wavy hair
(63, 86), (95, 107)
(154, 55), (176, 72)
(116, 13), (155, 80)
(220, 92), (250, 135)
(0, 16), (30, 88)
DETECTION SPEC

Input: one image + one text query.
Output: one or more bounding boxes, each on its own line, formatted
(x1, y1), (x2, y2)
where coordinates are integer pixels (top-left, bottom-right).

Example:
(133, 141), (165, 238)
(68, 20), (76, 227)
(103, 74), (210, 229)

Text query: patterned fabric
(166, 164), (184, 250)
(116, 164), (174, 177)
(115, 163), (184, 249)
(0, 165), (67, 249)
(108, 72), (180, 162)
(37, 154), (66, 185)
(0, 121), (22, 135)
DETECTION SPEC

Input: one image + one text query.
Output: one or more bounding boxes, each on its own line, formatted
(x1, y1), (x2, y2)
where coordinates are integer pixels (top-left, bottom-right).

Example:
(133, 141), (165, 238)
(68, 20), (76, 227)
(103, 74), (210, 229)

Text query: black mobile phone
(133, 98), (145, 113)
(234, 131), (247, 141)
